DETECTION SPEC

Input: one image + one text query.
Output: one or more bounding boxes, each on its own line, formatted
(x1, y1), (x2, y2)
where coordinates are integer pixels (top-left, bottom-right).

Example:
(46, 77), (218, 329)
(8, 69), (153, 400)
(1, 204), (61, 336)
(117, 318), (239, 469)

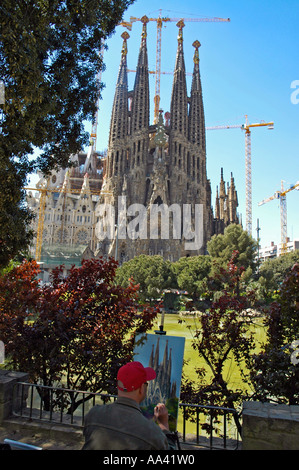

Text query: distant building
(26, 150), (105, 281)
(259, 239), (299, 262)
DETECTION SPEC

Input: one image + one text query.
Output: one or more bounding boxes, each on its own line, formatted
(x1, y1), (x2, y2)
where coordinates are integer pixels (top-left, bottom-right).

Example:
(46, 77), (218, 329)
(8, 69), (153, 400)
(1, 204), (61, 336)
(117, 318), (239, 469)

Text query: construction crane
(25, 182), (112, 262)
(258, 180), (299, 255)
(88, 41), (105, 159)
(129, 11), (230, 124)
(206, 115), (274, 236)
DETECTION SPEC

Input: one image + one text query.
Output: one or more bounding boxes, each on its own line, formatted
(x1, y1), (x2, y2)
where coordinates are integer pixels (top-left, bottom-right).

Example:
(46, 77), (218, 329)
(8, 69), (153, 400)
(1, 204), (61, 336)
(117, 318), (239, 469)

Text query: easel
(154, 311), (166, 335)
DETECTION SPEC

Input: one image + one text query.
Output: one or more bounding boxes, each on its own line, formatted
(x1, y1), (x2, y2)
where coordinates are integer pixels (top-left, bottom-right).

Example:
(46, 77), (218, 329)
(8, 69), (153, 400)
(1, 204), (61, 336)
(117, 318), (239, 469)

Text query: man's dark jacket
(82, 397), (173, 450)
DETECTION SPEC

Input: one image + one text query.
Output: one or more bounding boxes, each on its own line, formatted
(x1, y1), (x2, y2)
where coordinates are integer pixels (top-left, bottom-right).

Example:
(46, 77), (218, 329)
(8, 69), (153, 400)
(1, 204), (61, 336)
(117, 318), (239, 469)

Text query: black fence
(12, 382), (241, 450)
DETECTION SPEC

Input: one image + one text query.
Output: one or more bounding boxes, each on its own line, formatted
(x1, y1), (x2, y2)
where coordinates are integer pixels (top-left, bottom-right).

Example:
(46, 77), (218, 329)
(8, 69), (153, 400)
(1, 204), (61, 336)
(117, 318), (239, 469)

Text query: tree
(257, 250), (299, 300)
(115, 255), (176, 304)
(171, 255), (211, 301)
(250, 262), (299, 405)
(0, 159), (34, 268)
(180, 252), (256, 434)
(0, 0), (134, 268)
(207, 224), (258, 275)
(0, 257), (157, 411)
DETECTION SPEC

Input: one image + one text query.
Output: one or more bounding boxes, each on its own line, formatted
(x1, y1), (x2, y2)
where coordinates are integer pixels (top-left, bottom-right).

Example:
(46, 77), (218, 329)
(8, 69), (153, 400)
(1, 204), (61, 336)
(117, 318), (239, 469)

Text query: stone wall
(0, 370), (29, 424)
(0, 370), (83, 449)
(242, 401), (299, 450)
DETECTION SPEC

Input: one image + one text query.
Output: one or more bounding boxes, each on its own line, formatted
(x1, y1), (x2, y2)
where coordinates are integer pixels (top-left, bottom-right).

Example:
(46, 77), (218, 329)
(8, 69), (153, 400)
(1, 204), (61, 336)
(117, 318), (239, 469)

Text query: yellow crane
(25, 181), (112, 262)
(206, 115), (274, 236)
(88, 41), (105, 157)
(129, 11), (230, 124)
(258, 180), (299, 255)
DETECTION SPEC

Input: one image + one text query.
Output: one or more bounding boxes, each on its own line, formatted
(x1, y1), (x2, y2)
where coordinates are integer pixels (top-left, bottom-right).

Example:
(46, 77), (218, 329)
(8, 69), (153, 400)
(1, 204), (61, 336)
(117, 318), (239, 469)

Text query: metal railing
(179, 402), (241, 449)
(13, 382), (117, 427)
(12, 382), (241, 450)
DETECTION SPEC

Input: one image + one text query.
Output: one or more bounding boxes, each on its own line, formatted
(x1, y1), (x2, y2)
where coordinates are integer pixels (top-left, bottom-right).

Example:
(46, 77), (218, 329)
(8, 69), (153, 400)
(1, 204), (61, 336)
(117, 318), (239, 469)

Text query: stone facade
(0, 370), (29, 424)
(27, 18), (239, 270)
(95, 18), (239, 263)
(26, 151), (105, 279)
(242, 401), (299, 450)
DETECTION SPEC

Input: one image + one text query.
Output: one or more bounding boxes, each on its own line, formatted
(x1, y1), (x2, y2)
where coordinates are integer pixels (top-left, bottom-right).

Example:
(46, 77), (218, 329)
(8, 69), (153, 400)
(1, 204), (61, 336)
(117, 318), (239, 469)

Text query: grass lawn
(148, 312), (267, 439)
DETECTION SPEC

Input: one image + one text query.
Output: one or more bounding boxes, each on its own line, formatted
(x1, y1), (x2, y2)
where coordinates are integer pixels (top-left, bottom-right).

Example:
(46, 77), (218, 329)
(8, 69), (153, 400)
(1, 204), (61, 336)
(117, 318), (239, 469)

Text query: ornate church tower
(213, 168), (239, 234)
(105, 31), (129, 194)
(95, 19), (238, 262)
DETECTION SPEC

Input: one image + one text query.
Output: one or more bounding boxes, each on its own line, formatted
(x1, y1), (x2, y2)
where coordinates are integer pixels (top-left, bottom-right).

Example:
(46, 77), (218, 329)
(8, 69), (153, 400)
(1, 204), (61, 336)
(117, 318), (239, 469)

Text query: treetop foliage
(207, 224), (258, 272)
(171, 254), (211, 301)
(1, 0), (134, 173)
(115, 254), (175, 304)
(115, 227), (299, 305)
(258, 249), (299, 297)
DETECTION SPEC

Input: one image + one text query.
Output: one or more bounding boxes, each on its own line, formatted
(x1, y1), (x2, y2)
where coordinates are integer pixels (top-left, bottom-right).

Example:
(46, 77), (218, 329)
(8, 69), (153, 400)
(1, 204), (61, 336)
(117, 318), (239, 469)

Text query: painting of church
(133, 333), (185, 431)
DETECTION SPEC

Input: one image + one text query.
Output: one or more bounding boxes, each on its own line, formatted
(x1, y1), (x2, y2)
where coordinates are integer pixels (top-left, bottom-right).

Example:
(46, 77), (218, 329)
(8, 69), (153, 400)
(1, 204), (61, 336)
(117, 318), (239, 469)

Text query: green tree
(0, 0), (134, 268)
(115, 255), (176, 304)
(258, 250), (299, 300)
(207, 224), (258, 278)
(250, 262), (299, 405)
(171, 255), (211, 301)
(0, 160), (34, 268)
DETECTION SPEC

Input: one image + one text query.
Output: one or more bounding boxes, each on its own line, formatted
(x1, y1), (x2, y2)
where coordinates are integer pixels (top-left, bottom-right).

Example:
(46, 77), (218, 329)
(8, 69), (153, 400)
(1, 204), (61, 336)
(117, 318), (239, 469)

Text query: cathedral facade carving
(96, 18), (239, 262)
(27, 17), (239, 270)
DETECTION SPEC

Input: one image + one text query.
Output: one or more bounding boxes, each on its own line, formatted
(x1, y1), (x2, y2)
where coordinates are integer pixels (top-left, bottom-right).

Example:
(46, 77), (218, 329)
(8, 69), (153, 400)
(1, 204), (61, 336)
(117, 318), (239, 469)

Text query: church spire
(219, 167), (227, 221)
(170, 20), (188, 136)
(189, 40), (206, 151)
(215, 185), (220, 219)
(131, 16), (150, 133)
(228, 172), (239, 223)
(108, 31), (129, 149)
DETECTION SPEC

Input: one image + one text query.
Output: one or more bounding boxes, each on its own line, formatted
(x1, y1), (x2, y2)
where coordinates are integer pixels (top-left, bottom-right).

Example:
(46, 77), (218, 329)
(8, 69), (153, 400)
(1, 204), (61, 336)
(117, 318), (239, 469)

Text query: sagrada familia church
(27, 17), (239, 277)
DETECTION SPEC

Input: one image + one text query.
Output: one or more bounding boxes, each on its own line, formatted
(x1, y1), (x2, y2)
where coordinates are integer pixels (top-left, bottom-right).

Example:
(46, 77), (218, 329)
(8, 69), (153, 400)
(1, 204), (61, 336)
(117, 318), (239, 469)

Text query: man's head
(117, 361), (156, 402)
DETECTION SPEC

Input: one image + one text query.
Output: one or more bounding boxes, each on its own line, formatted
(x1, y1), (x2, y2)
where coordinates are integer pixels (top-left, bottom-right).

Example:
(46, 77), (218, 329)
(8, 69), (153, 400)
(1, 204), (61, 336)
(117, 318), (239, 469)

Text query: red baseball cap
(117, 361), (156, 392)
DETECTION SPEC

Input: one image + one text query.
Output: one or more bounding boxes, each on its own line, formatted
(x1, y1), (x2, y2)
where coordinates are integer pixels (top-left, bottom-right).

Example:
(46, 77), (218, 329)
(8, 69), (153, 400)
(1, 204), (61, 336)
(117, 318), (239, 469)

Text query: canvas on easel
(133, 332), (185, 431)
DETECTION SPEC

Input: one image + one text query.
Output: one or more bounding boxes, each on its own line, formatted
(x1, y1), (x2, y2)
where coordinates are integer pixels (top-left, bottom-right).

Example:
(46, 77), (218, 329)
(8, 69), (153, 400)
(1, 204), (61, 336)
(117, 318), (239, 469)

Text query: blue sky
(29, 0), (299, 248)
